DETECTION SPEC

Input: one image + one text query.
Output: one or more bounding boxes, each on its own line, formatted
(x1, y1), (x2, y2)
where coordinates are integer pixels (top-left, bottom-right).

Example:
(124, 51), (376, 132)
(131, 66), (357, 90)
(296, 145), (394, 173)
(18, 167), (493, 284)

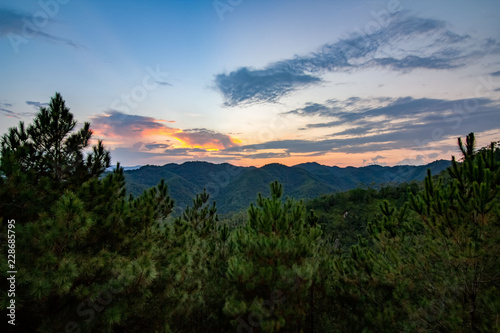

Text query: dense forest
(1, 93), (499, 332)
(116, 158), (450, 216)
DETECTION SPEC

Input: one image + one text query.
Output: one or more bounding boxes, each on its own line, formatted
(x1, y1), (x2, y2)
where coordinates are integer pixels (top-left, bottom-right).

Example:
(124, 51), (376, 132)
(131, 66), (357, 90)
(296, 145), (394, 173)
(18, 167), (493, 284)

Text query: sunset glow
(1, 0), (499, 167)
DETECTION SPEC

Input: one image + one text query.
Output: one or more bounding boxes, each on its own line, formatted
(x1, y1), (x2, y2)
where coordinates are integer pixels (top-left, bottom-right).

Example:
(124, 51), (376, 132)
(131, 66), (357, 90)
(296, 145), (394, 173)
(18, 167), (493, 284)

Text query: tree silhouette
(0, 92), (110, 222)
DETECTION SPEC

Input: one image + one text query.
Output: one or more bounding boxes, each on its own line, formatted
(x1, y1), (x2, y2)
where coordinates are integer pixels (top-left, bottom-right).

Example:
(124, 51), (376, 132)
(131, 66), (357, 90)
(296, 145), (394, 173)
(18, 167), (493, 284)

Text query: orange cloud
(91, 111), (241, 153)
(141, 126), (182, 138)
(91, 111), (178, 139)
(171, 128), (241, 150)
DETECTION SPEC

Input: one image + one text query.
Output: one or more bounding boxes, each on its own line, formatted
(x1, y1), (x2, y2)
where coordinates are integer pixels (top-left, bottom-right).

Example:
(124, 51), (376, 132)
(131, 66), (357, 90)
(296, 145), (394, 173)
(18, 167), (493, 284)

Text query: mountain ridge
(117, 159), (451, 214)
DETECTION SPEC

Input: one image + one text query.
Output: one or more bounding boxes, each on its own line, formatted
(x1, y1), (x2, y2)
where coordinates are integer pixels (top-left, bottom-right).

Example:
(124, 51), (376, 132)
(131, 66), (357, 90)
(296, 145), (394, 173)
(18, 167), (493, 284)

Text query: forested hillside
(119, 159), (450, 215)
(1, 94), (499, 332)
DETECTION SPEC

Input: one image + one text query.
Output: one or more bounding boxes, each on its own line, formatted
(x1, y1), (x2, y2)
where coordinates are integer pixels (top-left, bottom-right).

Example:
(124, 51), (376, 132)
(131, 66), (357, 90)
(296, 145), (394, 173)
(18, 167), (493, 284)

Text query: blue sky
(1, 0), (500, 167)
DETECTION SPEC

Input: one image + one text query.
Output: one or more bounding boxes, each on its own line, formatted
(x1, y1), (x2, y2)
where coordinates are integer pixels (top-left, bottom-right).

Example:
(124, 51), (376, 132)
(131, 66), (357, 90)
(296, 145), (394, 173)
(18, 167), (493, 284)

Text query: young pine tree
(155, 190), (233, 332)
(224, 181), (324, 332)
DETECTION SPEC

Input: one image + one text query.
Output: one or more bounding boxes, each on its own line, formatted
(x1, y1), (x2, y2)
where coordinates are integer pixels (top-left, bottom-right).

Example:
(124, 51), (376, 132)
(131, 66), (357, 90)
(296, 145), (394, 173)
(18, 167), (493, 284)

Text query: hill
(117, 160), (451, 214)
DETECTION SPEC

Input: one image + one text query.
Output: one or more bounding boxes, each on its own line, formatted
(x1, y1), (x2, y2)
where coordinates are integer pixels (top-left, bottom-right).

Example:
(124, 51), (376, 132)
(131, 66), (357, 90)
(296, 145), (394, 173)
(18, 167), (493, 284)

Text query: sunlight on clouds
(141, 126), (182, 138)
(90, 110), (244, 160)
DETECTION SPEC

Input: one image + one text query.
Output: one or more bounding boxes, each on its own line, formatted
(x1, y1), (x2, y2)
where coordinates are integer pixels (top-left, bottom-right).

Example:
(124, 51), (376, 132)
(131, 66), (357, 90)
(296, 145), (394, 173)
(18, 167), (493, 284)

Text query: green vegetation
(306, 182), (420, 250)
(1, 94), (499, 332)
(224, 181), (324, 332)
(117, 153), (450, 216)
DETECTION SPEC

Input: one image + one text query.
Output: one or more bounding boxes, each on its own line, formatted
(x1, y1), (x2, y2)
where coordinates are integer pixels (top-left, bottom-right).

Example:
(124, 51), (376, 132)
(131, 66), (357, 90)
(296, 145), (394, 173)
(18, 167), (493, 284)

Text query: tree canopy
(1, 95), (499, 332)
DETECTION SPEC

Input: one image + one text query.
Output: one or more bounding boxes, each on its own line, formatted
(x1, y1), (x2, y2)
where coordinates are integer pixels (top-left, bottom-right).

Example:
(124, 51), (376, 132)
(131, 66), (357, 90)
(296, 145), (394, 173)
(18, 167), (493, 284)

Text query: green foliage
(150, 190), (234, 332)
(5, 169), (173, 332)
(0, 92), (110, 223)
(120, 160), (450, 215)
(0, 94), (173, 332)
(307, 182), (419, 249)
(1, 107), (498, 333)
(224, 181), (324, 332)
(337, 133), (500, 332)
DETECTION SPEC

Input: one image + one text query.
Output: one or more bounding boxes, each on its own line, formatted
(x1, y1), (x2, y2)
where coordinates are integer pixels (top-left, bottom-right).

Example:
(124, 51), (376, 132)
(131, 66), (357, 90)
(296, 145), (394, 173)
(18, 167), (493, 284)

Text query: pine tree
(0, 93), (176, 332)
(406, 133), (500, 331)
(0, 92), (110, 223)
(337, 133), (500, 331)
(224, 181), (324, 332)
(153, 190), (233, 332)
(0, 167), (174, 332)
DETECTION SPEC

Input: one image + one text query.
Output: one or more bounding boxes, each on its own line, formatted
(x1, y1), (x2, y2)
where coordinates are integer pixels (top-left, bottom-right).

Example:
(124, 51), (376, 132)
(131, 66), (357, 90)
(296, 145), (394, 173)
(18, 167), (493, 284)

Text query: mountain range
(116, 160), (451, 215)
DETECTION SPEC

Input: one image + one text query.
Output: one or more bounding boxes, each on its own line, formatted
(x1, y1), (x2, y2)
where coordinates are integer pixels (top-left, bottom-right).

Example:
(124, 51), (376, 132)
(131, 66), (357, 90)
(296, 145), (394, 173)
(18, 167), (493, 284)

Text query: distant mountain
(294, 160), (451, 191)
(116, 160), (451, 215)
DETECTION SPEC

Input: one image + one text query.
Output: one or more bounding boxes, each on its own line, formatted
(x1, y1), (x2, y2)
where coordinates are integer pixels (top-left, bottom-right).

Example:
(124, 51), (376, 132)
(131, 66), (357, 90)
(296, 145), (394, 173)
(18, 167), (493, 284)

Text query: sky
(1, 0), (500, 167)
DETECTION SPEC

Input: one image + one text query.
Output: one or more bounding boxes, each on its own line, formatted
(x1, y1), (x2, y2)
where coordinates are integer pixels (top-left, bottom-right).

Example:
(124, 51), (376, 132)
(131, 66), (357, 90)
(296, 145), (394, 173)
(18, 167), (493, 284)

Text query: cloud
(0, 107), (16, 117)
(0, 8), (81, 50)
(214, 14), (500, 106)
(174, 128), (240, 150)
(289, 96), (391, 119)
(491, 70), (500, 77)
(371, 155), (386, 162)
(131, 143), (209, 157)
(214, 67), (321, 106)
(369, 55), (459, 71)
(226, 96), (500, 155)
(363, 154), (387, 166)
(225, 151), (291, 160)
(224, 139), (334, 154)
(160, 148), (207, 156)
(0, 102), (33, 118)
(155, 81), (172, 86)
(316, 97), (500, 148)
(144, 143), (171, 150)
(91, 110), (179, 138)
(26, 101), (49, 109)
(291, 96), (495, 127)
(288, 102), (333, 117)
(91, 111), (241, 152)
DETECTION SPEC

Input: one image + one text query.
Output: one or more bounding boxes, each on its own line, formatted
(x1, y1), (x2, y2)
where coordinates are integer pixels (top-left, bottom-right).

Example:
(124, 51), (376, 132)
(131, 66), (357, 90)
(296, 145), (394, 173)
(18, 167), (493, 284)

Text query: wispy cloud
(26, 101), (49, 109)
(174, 128), (240, 150)
(292, 96), (497, 132)
(225, 96), (500, 155)
(215, 14), (500, 107)
(224, 151), (292, 160)
(91, 110), (178, 138)
(0, 8), (81, 50)
(158, 147), (207, 156)
(144, 143), (171, 151)
(214, 67), (321, 106)
(155, 81), (172, 86)
(0, 102), (33, 118)
(0, 106), (16, 118)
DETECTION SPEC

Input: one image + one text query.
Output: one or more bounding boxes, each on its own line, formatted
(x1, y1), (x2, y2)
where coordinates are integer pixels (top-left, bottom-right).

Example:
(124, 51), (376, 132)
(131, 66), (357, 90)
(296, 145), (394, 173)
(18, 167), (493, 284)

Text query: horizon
(2, 0), (500, 168)
(107, 157), (452, 170)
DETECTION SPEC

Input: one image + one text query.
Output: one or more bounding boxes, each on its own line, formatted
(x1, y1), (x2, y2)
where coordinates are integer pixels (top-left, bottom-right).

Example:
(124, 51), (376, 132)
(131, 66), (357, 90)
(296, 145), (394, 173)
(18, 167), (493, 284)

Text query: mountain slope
(216, 163), (336, 213)
(119, 160), (451, 214)
(294, 160), (451, 191)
